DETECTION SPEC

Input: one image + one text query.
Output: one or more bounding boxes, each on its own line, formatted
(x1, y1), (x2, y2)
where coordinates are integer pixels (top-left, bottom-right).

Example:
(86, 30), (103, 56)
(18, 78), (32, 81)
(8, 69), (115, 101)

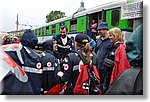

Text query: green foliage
(46, 10), (66, 23)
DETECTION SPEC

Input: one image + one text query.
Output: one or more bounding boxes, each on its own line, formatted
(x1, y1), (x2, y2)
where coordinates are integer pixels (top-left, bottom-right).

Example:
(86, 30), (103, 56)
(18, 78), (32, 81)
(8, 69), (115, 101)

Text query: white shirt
(61, 37), (67, 45)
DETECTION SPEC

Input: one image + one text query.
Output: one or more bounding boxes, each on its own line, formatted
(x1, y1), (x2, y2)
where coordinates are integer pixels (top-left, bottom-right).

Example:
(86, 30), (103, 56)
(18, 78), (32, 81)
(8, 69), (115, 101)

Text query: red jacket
(110, 44), (130, 85)
(73, 65), (100, 95)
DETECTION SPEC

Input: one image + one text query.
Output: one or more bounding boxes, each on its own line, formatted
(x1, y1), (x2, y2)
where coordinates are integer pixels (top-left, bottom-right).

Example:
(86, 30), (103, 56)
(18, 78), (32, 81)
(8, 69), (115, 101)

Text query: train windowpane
(60, 22), (65, 26)
(70, 19), (77, 32)
(112, 10), (119, 26)
(102, 10), (106, 22)
(52, 25), (56, 34)
(128, 19), (133, 27)
(36, 29), (39, 36)
(46, 26), (49, 35)
(42, 28), (44, 35)
(34, 30), (37, 35)
(98, 12), (103, 23)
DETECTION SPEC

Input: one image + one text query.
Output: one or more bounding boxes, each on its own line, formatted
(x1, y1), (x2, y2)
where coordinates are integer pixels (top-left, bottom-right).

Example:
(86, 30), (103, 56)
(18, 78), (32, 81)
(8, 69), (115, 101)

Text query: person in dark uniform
(1, 29), (42, 95)
(53, 25), (74, 59)
(57, 34), (99, 95)
(41, 39), (60, 94)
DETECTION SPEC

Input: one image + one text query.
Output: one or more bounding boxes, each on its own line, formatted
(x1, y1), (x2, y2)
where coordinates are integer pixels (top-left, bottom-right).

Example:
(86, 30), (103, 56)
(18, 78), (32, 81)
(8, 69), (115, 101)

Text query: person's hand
(65, 45), (70, 48)
(57, 71), (64, 77)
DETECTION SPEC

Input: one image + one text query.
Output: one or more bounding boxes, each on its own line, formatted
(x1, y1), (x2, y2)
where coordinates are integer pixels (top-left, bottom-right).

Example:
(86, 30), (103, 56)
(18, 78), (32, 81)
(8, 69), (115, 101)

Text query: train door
(87, 10), (106, 39)
(87, 12), (99, 39)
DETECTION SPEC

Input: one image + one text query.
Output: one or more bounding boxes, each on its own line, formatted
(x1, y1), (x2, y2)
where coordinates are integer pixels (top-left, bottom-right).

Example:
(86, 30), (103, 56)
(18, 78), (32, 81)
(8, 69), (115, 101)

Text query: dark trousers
(99, 67), (105, 93)
(103, 66), (113, 94)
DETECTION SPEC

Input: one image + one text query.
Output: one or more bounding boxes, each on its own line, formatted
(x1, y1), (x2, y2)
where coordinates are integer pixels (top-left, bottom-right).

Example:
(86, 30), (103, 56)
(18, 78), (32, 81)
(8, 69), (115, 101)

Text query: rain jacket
(1, 29), (42, 95)
(110, 44), (130, 85)
(41, 39), (60, 92)
(105, 24), (143, 95)
(53, 35), (74, 59)
(0, 48), (34, 95)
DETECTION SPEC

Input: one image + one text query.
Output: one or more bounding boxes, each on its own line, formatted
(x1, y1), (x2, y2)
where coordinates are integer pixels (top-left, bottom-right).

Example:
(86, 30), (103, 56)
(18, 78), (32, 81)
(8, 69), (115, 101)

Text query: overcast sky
(0, 0), (118, 32)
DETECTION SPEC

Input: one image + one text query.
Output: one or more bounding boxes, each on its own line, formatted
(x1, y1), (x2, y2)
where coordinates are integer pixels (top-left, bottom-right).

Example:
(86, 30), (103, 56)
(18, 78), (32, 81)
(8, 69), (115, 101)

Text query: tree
(46, 10), (66, 23)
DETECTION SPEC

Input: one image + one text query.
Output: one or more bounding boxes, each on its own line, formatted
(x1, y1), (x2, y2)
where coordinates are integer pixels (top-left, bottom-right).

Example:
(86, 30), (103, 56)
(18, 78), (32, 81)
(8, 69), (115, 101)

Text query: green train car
(33, 0), (140, 44)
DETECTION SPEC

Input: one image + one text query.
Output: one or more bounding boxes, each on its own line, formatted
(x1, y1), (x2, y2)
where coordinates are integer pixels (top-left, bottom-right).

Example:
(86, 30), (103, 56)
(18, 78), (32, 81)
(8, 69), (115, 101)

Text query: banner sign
(121, 1), (143, 20)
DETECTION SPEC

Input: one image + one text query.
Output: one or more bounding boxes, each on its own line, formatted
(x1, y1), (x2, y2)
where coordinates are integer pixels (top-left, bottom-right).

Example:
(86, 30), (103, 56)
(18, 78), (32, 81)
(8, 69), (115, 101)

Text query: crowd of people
(0, 22), (143, 95)
(1, 36), (20, 45)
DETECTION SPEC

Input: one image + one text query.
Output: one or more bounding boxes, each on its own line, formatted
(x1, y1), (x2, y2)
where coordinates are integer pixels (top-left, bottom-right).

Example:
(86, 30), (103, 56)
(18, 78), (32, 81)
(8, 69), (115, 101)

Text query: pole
(16, 14), (19, 37)
(17, 14), (18, 31)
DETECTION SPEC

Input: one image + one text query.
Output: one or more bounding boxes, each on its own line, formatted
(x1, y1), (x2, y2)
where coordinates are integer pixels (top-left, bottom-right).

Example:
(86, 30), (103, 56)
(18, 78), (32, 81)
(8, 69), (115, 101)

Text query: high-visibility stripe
(22, 66), (42, 74)
(1, 44), (22, 51)
(73, 65), (79, 71)
(43, 67), (55, 71)
(1, 44), (24, 64)
(24, 46), (31, 54)
(16, 50), (24, 64)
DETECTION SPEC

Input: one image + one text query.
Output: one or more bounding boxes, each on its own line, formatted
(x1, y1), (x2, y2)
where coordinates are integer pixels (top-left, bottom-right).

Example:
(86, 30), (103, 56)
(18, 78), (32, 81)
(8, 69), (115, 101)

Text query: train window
(112, 10), (119, 26)
(52, 25), (56, 34)
(60, 22), (65, 26)
(34, 30), (37, 35)
(46, 26), (49, 35)
(42, 28), (44, 35)
(128, 19), (133, 27)
(70, 19), (77, 32)
(102, 10), (106, 22)
(36, 29), (39, 36)
(98, 12), (102, 23)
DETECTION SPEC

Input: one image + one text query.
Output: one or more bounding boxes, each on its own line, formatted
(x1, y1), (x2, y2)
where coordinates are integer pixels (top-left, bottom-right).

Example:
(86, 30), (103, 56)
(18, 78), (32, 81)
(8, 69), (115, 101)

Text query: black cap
(75, 34), (90, 44)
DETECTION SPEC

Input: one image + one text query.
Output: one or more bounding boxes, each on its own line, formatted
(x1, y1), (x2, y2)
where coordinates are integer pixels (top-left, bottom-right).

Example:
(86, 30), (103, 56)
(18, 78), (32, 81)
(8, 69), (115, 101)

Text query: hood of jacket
(21, 29), (38, 49)
(43, 39), (54, 51)
(126, 24), (143, 67)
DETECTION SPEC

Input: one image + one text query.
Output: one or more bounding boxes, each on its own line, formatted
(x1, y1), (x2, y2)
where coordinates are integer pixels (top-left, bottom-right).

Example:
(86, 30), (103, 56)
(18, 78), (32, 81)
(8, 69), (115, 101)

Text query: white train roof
(33, 0), (126, 30)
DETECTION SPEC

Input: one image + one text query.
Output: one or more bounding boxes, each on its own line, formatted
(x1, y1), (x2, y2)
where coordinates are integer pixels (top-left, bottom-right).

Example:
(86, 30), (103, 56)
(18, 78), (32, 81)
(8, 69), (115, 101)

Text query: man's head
(97, 22), (108, 38)
(60, 25), (68, 39)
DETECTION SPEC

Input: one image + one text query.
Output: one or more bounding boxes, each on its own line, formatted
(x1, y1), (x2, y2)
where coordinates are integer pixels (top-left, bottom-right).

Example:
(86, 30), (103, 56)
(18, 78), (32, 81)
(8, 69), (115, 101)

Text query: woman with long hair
(102, 27), (130, 93)
(57, 34), (100, 95)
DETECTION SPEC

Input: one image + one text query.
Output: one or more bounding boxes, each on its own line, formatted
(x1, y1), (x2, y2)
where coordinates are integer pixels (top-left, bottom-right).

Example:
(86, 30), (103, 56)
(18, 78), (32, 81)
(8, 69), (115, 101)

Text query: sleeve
(116, 45), (130, 74)
(69, 39), (75, 51)
(54, 58), (61, 84)
(61, 55), (73, 82)
(110, 44), (130, 85)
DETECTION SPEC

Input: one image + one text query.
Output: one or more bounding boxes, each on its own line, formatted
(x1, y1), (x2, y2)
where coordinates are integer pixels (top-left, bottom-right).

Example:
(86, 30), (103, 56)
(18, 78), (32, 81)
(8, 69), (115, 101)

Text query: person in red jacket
(102, 27), (130, 93)
(57, 34), (100, 95)
(13, 37), (20, 44)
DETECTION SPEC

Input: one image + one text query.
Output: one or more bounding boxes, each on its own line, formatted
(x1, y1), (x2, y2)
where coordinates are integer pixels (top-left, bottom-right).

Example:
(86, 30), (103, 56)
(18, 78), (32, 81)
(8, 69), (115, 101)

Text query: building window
(70, 19), (77, 32)
(52, 25), (56, 34)
(112, 10), (119, 26)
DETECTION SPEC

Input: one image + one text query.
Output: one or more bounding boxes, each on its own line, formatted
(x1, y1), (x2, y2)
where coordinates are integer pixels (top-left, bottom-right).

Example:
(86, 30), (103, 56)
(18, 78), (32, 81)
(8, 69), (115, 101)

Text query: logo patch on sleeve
(63, 64), (69, 70)
(36, 62), (42, 69)
(47, 62), (52, 67)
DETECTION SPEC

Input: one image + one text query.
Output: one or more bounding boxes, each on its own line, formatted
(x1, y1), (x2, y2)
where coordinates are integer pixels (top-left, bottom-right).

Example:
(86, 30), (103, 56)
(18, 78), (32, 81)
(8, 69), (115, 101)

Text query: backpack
(103, 43), (123, 68)
(73, 50), (100, 95)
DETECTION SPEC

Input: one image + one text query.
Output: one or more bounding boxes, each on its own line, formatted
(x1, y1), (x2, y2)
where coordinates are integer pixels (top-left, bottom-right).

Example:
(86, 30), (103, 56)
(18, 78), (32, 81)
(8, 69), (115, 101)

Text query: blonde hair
(76, 42), (91, 63)
(108, 27), (124, 42)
